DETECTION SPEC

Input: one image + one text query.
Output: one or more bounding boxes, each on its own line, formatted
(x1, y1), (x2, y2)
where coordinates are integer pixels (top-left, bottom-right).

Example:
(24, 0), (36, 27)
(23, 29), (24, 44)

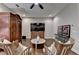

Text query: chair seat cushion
(48, 45), (57, 54)
(15, 43), (27, 55)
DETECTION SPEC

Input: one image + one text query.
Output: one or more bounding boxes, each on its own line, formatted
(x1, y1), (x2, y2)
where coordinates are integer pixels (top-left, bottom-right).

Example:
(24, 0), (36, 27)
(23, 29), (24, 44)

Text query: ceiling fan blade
(30, 3), (35, 9)
(38, 3), (44, 9)
(16, 4), (20, 7)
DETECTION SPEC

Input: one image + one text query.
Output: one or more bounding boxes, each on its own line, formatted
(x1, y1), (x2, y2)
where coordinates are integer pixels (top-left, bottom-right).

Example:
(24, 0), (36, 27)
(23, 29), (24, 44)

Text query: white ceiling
(3, 3), (68, 17)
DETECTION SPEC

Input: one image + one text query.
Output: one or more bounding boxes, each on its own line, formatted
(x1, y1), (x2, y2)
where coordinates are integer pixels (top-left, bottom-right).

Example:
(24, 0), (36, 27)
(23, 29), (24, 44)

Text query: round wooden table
(31, 39), (46, 55)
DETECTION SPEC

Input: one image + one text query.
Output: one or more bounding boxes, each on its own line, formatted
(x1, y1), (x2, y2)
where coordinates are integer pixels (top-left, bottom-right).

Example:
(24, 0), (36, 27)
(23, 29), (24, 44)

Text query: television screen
(57, 25), (70, 38)
(31, 23), (45, 31)
(62, 25), (70, 38)
(57, 25), (71, 43)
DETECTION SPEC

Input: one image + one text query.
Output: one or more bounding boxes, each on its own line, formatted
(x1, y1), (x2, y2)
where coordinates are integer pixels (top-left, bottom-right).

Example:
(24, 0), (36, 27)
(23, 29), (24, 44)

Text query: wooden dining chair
(44, 42), (57, 55)
(60, 43), (74, 55)
(62, 39), (74, 55)
(5, 40), (30, 55)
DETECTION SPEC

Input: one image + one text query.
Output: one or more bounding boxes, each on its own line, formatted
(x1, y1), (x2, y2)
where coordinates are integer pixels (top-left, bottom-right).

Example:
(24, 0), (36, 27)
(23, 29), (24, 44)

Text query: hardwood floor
(21, 38), (77, 55)
(68, 51), (77, 55)
(0, 38), (77, 55)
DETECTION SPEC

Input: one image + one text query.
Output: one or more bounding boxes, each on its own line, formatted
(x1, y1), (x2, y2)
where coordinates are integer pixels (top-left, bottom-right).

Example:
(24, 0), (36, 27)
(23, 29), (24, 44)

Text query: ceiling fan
(30, 3), (44, 9)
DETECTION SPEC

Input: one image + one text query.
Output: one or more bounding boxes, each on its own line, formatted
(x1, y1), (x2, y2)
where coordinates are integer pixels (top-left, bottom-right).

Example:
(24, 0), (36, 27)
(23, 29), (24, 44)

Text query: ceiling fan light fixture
(35, 3), (38, 5)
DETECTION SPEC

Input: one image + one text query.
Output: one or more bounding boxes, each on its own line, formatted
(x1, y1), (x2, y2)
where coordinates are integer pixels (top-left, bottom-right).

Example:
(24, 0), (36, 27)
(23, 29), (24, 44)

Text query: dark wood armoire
(0, 12), (22, 42)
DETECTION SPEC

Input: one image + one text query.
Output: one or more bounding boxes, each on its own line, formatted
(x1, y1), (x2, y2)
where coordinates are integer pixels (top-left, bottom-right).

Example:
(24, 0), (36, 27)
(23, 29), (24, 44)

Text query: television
(58, 26), (63, 37)
(62, 25), (70, 38)
(57, 25), (71, 43)
(31, 23), (45, 31)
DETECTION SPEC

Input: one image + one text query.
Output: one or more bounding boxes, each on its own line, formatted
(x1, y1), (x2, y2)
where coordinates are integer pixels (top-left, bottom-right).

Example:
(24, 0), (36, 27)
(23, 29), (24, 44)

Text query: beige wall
(52, 4), (79, 54)
(22, 17), (54, 39)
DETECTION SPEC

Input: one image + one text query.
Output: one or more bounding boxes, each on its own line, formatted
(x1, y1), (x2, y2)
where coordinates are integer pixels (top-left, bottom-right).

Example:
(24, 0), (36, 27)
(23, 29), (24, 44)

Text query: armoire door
(15, 14), (22, 42)
(10, 13), (17, 42)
